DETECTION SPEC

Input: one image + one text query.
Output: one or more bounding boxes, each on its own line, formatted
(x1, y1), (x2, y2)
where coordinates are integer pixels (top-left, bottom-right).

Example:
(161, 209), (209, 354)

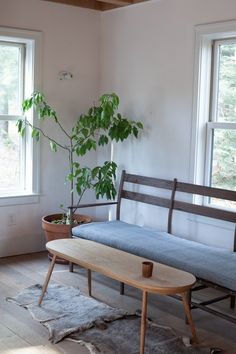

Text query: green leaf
(32, 129), (40, 141)
(137, 122), (143, 129)
(98, 135), (109, 146)
(73, 162), (80, 169)
(112, 93), (119, 108)
(16, 119), (23, 133)
(76, 184), (82, 195)
(81, 128), (89, 137)
(49, 141), (57, 152)
(67, 173), (74, 181)
(34, 92), (44, 104)
(22, 97), (33, 112)
(133, 126), (138, 138)
(20, 127), (26, 137)
(91, 140), (97, 150)
(92, 166), (100, 179)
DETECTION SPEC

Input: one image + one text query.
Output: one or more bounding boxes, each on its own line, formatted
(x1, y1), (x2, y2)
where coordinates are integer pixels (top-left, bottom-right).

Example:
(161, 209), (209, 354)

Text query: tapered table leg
(182, 291), (198, 344)
(140, 290), (148, 354)
(87, 269), (92, 296)
(38, 254), (57, 306)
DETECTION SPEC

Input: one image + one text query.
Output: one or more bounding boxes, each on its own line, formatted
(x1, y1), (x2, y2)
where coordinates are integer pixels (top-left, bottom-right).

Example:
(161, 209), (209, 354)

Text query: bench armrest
(68, 201), (118, 210)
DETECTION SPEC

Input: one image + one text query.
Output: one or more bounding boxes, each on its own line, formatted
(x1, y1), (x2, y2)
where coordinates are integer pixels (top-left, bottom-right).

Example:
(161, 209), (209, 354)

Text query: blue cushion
(72, 220), (236, 292)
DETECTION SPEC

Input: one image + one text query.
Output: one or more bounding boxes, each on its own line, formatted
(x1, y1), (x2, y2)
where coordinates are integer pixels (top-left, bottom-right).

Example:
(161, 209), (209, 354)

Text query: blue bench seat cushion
(72, 220), (236, 292)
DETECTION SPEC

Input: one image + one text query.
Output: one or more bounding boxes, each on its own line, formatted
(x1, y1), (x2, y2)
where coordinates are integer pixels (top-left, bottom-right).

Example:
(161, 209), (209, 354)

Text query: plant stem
(69, 138), (74, 209)
(56, 120), (71, 140)
(73, 189), (86, 214)
(40, 98), (71, 140)
(25, 119), (70, 152)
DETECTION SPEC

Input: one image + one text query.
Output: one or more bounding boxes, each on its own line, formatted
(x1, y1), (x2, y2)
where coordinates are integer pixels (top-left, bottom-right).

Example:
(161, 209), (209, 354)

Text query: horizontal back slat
(173, 200), (236, 223)
(118, 171), (236, 225)
(121, 190), (171, 208)
(125, 173), (173, 190)
(176, 182), (236, 202)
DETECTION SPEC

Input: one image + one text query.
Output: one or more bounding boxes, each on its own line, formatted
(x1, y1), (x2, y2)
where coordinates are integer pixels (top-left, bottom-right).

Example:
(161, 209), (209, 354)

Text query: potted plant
(17, 92), (143, 248)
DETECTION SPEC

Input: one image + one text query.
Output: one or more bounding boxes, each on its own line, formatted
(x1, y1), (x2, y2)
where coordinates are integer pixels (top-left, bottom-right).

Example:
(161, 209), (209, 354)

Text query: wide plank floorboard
(0, 252), (235, 353)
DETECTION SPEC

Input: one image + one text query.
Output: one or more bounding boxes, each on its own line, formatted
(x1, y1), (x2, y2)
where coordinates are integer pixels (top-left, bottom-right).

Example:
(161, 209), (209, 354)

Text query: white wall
(0, 0), (235, 256)
(0, 0), (101, 256)
(100, 0), (236, 249)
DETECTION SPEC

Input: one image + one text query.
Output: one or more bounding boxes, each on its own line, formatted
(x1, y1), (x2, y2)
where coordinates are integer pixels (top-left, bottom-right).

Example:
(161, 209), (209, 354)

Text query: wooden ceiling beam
(99, 0), (148, 11)
(42, 0), (101, 10)
(42, 0), (149, 10)
(99, 3), (119, 10)
(97, 0), (132, 6)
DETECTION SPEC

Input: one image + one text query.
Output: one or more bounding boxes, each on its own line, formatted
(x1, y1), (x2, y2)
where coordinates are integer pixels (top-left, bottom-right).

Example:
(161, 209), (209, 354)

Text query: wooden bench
(70, 170), (236, 324)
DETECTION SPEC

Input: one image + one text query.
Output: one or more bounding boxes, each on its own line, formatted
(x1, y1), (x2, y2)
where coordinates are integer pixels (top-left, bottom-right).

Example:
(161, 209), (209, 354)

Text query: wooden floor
(0, 252), (236, 354)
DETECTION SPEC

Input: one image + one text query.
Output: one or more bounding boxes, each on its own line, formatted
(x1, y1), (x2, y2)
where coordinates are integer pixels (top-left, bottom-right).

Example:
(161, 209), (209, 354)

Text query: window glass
(217, 43), (236, 123)
(207, 39), (236, 207)
(0, 120), (21, 193)
(0, 43), (22, 115)
(0, 41), (24, 195)
(211, 128), (236, 192)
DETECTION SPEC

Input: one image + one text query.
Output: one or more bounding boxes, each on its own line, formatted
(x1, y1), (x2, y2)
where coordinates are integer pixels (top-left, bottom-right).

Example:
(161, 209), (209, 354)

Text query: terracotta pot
(42, 213), (92, 263)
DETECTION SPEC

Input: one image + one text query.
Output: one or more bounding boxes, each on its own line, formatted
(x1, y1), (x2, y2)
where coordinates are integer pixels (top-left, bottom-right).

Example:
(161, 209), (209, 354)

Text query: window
(0, 27), (41, 205)
(192, 21), (236, 210)
(0, 42), (25, 194)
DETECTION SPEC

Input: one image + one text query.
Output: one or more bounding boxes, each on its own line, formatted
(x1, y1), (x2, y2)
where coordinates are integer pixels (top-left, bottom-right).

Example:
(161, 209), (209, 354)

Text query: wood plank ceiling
(43, 0), (149, 11)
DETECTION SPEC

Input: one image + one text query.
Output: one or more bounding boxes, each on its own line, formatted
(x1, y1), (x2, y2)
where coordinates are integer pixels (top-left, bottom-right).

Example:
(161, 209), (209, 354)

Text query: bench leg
(69, 262), (74, 272)
(38, 254), (56, 306)
(88, 269), (92, 296)
(230, 295), (235, 309)
(120, 282), (125, 295)
(182, 291), (198, 344)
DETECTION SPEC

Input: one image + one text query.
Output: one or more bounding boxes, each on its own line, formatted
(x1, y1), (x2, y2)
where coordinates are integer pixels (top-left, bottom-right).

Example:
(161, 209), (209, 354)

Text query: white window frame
(191, 20), (236, 210)
(0, 27), (42, 206)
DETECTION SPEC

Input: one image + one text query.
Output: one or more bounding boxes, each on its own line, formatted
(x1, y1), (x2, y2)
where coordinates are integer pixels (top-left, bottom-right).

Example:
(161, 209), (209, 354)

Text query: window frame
(191, 20), (236, 211)
(0, 27), (42, 206)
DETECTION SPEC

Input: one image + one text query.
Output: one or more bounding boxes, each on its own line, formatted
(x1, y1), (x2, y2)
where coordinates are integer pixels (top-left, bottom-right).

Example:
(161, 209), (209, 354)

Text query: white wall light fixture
(58, 70), (73, 80)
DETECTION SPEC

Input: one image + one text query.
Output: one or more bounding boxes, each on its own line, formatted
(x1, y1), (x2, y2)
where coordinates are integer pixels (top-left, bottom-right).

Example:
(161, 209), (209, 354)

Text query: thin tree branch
(25, 119), (70, 152)
(73, 189), (86, 214)
(56, 119), (71, 140)
(39, 99), (71, 140)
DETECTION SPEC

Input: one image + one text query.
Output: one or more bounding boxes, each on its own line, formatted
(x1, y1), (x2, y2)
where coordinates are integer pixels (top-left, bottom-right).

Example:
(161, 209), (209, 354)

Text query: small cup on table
(142, 261), (153, 278)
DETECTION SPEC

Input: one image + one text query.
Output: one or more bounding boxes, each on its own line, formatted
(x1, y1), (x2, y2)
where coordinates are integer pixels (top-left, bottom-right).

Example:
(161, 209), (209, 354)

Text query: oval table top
(47, 238), (196, 295)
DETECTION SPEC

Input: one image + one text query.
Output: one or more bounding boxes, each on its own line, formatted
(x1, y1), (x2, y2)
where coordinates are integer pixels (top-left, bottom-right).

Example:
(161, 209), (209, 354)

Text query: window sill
(0, 193), (40, 207)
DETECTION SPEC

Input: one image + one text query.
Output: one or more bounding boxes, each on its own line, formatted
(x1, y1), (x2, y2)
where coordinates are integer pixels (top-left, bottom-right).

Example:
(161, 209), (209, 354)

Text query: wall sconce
(58, 71), (73, 80)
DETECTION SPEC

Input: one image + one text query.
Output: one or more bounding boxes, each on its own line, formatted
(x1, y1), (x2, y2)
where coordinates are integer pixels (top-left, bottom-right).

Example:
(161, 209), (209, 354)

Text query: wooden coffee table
(39, 238), (197, 354)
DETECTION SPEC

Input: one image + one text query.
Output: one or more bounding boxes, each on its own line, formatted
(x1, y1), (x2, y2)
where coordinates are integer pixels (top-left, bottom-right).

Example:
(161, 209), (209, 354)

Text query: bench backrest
(117, 170), (236, 251)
